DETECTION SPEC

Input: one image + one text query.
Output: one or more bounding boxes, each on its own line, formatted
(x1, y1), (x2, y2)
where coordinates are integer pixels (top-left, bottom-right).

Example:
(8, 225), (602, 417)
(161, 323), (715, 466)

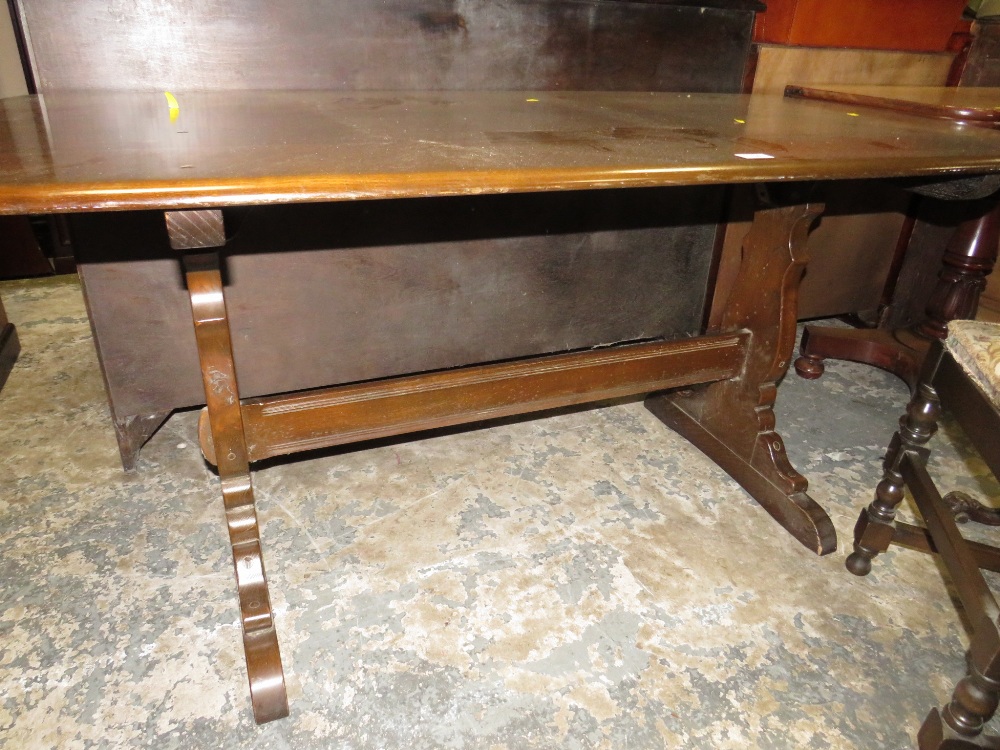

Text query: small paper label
(735, 153), (774, 159)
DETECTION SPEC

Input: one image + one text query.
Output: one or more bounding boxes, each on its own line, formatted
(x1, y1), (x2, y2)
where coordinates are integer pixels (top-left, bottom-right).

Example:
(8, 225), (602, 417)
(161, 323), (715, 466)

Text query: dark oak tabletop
(784, 85), (1000, 127)
(2, 89), (1000, 214)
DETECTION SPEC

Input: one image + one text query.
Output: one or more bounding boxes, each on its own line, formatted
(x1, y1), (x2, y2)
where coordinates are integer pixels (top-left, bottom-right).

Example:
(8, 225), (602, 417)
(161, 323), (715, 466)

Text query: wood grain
(198, 333), (746, 465)
(182, 251), (288, 724)
(3, 90), (1000, 215)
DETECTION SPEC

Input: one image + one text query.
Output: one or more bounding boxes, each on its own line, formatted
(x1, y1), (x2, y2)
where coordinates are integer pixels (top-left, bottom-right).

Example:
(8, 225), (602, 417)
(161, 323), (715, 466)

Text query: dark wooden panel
(0, 215), (50, 278)
(0, 294), (18, 390)
(73, 188), (724, 416)
(15, 0), (756, 94)
(13, 0), (763, 463)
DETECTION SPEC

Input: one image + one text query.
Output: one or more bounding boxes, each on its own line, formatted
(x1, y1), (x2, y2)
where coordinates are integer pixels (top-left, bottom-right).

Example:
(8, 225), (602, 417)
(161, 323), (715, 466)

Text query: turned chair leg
(942, 666), (1000, 741)
(917, 623), (1000, 749)
(846, 380), (942, 576)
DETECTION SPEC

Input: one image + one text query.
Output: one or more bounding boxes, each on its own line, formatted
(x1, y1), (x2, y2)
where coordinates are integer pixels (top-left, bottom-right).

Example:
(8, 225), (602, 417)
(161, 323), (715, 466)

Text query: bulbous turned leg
(941, 667), (1000, 741)
(846, 462), (906, 576)
(917, 201), (999, 342)
(794, 352), (825, 379)
(929, 621), (1000, 746)
(847, 380), (942, 576)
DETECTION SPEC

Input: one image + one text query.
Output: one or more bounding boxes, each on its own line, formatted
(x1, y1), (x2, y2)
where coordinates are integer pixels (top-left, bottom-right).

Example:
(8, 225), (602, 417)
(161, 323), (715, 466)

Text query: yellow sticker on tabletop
(164, 91), (180, 123)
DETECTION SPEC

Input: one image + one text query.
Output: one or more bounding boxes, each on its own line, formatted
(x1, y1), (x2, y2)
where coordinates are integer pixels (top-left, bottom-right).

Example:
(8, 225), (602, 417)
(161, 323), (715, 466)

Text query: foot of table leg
(647, 392), (836, 555)
(179, 235), (288, 723)
(794, 197), (999, 394)
(794, 325), (926, 391)
(792, 350), (825, 380)
(112, 411), (171, 472)
(648, 187), (836, 555)
(0, 319), (19, 391)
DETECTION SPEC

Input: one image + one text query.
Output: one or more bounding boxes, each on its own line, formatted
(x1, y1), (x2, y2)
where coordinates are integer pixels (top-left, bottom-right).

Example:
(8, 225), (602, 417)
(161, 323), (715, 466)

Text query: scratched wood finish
(182, 249), (288, 724)
(7, 88), (1000, 469)
(198, 333), (746, 465)
(649, 190), (838, 555)
(4, 91), (1000, 213)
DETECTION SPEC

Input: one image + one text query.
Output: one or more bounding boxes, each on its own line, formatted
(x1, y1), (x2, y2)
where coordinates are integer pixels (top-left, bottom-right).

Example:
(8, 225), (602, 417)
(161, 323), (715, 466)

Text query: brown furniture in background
(786, 84), (1000, 389)
(8, 0), (764, 470)
(963, 17), (1000, 323)
(0, 215), (50, 278)
(981, 263), (1000, 321)
(742, 29), (959, 327)
(754, 0), (968, 52)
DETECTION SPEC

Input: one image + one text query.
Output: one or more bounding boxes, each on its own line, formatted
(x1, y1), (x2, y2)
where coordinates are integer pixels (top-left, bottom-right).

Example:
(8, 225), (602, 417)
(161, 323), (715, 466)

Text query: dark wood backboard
(10, 0), (763, 464)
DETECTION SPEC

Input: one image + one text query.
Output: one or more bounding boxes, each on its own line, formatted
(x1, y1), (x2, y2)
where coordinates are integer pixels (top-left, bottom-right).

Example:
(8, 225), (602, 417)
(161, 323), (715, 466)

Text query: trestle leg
(169, 210), (289, 723)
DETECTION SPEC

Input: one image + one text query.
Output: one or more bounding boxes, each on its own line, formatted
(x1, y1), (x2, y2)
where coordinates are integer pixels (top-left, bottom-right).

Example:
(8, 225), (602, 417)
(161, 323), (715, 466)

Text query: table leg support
(172, 211), (288, 724)
(0, 295), (20, 391)
(794, 197), (1000, 391)
(647, 188), (837, 555)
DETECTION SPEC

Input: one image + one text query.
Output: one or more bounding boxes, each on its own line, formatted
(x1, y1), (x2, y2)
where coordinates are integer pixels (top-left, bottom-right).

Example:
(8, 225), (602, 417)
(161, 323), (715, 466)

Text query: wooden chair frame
(848, 340), (1000, 748)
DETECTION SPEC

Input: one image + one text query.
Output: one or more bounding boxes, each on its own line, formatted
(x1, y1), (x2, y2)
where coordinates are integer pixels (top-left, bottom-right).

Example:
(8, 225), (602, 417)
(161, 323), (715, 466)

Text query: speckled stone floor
(1, 275), (999, 749)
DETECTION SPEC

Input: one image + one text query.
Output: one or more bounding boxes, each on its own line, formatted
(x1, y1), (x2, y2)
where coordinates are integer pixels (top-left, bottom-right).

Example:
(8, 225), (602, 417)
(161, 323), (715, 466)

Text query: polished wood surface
(4, 90), (1000, 214)
(785, 84), (1000, 126)
(23, 87), (1000, 470)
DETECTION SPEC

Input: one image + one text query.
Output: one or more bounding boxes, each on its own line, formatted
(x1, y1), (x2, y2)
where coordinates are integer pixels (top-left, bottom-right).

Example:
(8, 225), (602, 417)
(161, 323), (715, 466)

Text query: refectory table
(2, 89), (1000, 722)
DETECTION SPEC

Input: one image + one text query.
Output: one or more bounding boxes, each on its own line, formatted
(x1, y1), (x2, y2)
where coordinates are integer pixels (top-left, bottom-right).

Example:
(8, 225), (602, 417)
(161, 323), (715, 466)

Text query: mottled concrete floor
(1, 276), (999, 749)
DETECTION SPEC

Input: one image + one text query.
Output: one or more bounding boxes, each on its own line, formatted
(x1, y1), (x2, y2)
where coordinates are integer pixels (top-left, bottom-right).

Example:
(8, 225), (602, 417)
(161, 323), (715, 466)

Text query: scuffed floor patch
(0, 276), (996, 749)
